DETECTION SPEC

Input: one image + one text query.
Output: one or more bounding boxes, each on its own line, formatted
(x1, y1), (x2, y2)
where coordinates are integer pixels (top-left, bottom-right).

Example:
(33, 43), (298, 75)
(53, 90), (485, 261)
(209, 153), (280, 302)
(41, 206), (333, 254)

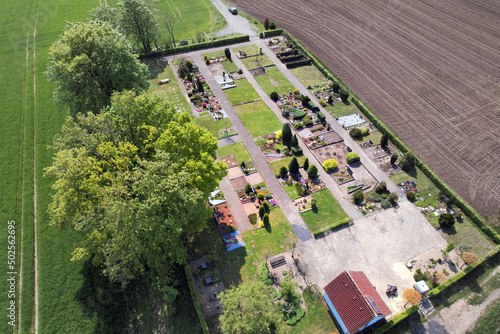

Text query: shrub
(311, 199), (318, 208)
(302, 114), (313, 126)
(257, 193), (265, 201)
(244, 182), (252, 194)
(282, 109), (290, 118)
(263, 213), (270, 225)
(328, 95), (334, 104)
(269, 21), (276, 30)
(224, 47), (231, 60)
(259, 262), (272, 286)
(391, 152), (399, 164)
(262, 201), (270, 211)
(295, 183), (305, 197)
(359, 127), (369, 136)
(248, 213), (258, 226)
(289, 157), (300, 174)
(399, 151), (416, 171)
(438, 213), (455, 227)
(375, 184), (385, 194)
(259, 205), (266, 217)
(339, 88), (349, 102)
(352, 188), (364, 203)
(291, 134), (299, 147)
(318, 99), (327, 107)
(294, 122), (303, 129)
(291, 146), (302, 156)
(303, 158), (309, 172)
(316, 111), (326, 123)
(388, 192), (399, 203)
(276, 130), (282, 140)
(293, 88), (300, 95)
(323, 159), (338, 171)
(307, 165), (318, 178)
(237, 68), (243, 74)
(349, 127), (362, 138)
(179, 39), (188, 46)
(346, 152), (360, 164)
(381, 133), (389, 147)
(300, 95), (311, 106)
(462, 252), (479, 266)
(381, 200), (391, 209)
(279, 166), (288, 178)
(263, 18), (270, 30)
(331, 81), (340, 93)
(282, 123), (293, 145)
(270, 91), (279, 101)
(406, 192), (416, 201)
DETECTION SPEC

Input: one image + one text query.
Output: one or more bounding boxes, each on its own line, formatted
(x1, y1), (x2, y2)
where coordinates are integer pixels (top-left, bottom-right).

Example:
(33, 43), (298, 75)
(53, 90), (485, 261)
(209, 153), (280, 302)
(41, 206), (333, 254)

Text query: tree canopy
(219, 281), (277, 334)
(46, 21), (149, 115)
(403, 288), (422, 307)
(282, 123), (293, 146)
(118, 0), (159, 52)
(307, 164), (318, 179)
(89, 5), (120, 29)
(399, 151), (416, 171)
(44, 91), (227, 291)
(288, 157), (300, 174)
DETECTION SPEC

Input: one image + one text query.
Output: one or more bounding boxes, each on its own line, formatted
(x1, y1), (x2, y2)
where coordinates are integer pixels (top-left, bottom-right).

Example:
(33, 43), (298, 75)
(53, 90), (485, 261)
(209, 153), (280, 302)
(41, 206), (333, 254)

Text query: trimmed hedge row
(138, 35), (250, 59)
(372, 305), (419, 334)
(313, 217), (353, 237)
(282, 28), (500, 245)
(260, 29), (283, 38)
(429, 244), (500, 297)
(183, 264), (210, 334)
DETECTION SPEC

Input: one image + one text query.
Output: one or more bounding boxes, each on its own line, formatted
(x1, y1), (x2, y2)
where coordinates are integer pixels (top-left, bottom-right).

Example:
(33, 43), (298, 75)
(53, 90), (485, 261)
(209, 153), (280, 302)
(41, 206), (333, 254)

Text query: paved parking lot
(297, 200), (446, 314)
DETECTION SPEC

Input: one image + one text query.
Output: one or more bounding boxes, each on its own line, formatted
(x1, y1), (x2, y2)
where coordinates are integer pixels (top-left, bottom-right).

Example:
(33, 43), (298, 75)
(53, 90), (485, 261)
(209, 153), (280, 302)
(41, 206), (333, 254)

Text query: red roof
(324, 271), (391, 333)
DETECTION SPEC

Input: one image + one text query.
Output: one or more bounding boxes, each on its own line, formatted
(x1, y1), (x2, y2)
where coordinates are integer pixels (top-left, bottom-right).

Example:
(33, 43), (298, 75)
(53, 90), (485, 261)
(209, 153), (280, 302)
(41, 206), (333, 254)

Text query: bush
(339, 88), (349, 102)
(245, 183), (252, 194)
(352, 188), (364, 203)
(289, 157), (300, 174)
(282, 109), (290, 118)
(311, 198), (318, 208)
(302, 114), (313, 126)
(349, 127), (362, 138)
(259, 262), (272, 286)
(375, 184), (385, 194)
(295, 183), (305, 197)
(237, 68), (243, 74)
(331, 81), (340, 93)
(248, 213), (258, 226)
(291, 146), (302, 156)
(316, 111), (326, 123)
(270, 91), (279, 101)
(381, 200), (391, 209)
(438, 213), (455, 227)
(318, 99), (327, 107)
(263, 213), (270, 225)
(399, 151), (416, 171)
(257, 193), (265, 201)
(224, 47), (231, 60)
(293, 88), (300, 95)
(259, 205), (266, 217)
(303, 158), (309, 172)
(406, 192), (416, 201)
(360, 127), (369, 136)
(279, 166), (288, 178)
(346, 152), (360, 164)
(388, 192), (399, 203)
(179, 39), (189, 46)
(391, 152), (399, 164)
(307, 165), (318, 178)
(381, 133), (389, 147)
(269, 21), (276, 30)
(294, 122), (303, 129)
(262, 201), (270, 211)
(311, 217), (353, 237)
(323, 159), (338, 171)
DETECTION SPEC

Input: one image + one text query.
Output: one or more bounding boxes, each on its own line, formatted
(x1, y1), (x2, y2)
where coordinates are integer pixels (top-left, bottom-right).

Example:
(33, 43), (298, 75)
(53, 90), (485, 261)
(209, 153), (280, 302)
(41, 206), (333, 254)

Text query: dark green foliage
(352, 189), (364, 203)
(288, 157), (300, 174)
(346, 152), (360, 164)
(291, 146), (302, 156)
(262, 201), (270, 211)
(244, 183), (252, 194)
(399, 151), (416, 171)
(270, 91), (279, 100)
(224, 47), (231, 60)
(263, 213), (270, 225)
(264, 18), (270, 30)
(311, 217), (353, 237)
(339, 88), (349, 102)
(197, 78), (204, 93)
(295, 183), (305, 197)
(282, 109), (290, 118)
(331, 81), (340, 93)
(328, 95), (334, 104)
(380, 181), (387, 190)
(391, 152), (398, 164)
(303, 158), (309, 172)
(237, 68), (243, 74)
(291, 134), (299, 147)
(381, 200), (391, 209)
(300, 95), (311, 107)
(248, 213), (258, 226)
(388, 192), (398, 203)
(269, 21), (276, 30)
(311, 198), (318, 208)
(279, 166), (288, 178)
(406, 192), (416, 201)
(183, 264), (209, 333)
(302, 114), (313, 126)
(259, 262), (273, 286)
(349, 127), (362, 138)
(375, 185), (385, 194)
(282, 123), (293, 145)
(307, 165), (318, 178)
(259, 205), (266, 217)
(316, 111), (326, 123)
(439, 213), (456, 227)
(381, 133), (389, 147)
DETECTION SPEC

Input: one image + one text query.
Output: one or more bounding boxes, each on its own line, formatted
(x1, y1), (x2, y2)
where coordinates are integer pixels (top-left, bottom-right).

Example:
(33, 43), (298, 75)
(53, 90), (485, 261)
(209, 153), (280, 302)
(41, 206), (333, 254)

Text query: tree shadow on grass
(441, 225), (457, 235)
(141, 58), (168, 80)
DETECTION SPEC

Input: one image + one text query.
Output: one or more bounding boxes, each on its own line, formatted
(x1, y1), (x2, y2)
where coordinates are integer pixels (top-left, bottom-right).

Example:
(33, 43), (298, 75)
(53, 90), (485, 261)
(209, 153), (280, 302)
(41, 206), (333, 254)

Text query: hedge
(313, 217), (353, 237)
(260, 29), (283, 38)
(138, 35), (250, 59)
(183, 264), (209, 334)
(372, 305), (419, 334)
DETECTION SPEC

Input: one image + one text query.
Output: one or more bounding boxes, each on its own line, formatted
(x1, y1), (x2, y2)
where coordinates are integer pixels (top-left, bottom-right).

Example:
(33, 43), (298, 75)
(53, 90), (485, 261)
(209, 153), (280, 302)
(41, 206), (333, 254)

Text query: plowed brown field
(232, 0), (500, 217)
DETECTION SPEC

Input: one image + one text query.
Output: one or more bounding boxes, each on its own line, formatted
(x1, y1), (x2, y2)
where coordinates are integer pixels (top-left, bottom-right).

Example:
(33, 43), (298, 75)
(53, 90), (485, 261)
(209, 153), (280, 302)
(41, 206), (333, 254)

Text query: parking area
(296, 200), (446, 315)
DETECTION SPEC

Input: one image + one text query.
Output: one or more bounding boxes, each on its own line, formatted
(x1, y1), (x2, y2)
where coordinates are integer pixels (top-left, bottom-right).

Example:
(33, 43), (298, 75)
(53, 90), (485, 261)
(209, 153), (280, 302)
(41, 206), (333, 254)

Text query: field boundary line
(171, 0), (185, 22)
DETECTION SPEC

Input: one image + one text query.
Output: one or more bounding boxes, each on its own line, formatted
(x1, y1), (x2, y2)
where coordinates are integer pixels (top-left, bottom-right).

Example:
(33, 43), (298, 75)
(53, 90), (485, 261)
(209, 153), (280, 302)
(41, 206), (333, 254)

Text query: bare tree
(160, 9), (176, 47)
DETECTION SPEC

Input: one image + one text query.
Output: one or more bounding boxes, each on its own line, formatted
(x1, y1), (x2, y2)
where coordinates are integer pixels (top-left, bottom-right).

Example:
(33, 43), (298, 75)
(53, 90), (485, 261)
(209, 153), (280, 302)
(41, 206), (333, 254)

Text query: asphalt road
(211, 0), (256, 37)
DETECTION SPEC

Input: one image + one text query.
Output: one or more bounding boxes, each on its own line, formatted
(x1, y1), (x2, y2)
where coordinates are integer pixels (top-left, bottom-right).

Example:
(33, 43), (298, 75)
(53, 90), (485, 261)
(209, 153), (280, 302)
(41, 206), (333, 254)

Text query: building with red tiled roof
(323, 271), (392, 334)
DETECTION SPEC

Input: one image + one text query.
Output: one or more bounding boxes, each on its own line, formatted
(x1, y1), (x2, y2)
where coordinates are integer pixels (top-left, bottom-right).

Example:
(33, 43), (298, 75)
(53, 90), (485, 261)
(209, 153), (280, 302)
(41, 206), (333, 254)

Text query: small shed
(323, 271), (391, 334)
(414, 280), (430, 295)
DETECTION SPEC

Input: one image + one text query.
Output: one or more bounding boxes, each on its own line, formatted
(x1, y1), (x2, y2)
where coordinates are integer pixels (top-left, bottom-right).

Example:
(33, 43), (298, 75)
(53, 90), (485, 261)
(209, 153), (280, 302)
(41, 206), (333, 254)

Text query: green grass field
(325, 98), (361, 118)
(254, 66), (296, 96)
(143, 59), (192, 113)
(353, 130), (383, 146)
(390, 167), (441, 209)
(269, 156), (307, 175)
(284, 185), (300, 200)
(290, 65), (327, 88)
(234, 100), (282, 137)
(192, 114), (235, 138)
(470, 298), (500, 334)
(301, 190), (348, 232)
(224, 78), (260, 105)
(217, 142), (251, 164)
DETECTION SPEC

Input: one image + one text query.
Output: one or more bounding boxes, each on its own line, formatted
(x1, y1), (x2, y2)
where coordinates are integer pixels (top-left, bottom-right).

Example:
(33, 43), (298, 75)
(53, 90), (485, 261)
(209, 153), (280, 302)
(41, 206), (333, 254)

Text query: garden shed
(323, 271), (391, 334)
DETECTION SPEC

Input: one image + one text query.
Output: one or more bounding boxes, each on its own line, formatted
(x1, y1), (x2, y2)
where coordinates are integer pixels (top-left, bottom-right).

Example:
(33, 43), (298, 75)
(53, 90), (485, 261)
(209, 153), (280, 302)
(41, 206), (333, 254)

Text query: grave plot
(212, 203), (238, 236)
(338, 162), (378, 193)
(227, 165), (244, 179)
(232, 44), (274, 69)
(219, 155), (238, 169)
(246, 171), (264, 185)
(230, 175), (248, 192)
(264, 36), (288, 53)
(276, 47), (311, 69)
(255, 134), (284, 163)
(302, 130), (343, 150)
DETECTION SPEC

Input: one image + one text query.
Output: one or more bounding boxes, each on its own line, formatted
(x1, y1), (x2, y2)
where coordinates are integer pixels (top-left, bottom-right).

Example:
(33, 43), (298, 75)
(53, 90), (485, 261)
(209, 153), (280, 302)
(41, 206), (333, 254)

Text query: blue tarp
(227, 241), (246, 252)
(222, 230), (241, 240)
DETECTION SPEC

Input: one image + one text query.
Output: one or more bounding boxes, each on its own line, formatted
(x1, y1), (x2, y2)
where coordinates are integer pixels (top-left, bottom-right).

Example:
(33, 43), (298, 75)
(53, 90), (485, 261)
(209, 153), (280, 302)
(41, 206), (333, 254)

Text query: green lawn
(470, 298), (500, 334)
(202, 50), (240, 73)
(235, 100), (282, 137)
(143, 59), (191, 113)
(254, 66), (296, 95)
(284, 185), (300, 200)
(269, 156), (307, 175)
(390, 167), (441, 209)
(290, 65), (327, 88)
(325, 98), (361, 118)
(217, 142), (252, 164)
(240, 54), (274, 69)
(301, 190), (349, 232)
(231, 44), (262, 57)
(353, 130), (383, 146)
(224, 78), (261, 105)
(192, 114), (235, 138)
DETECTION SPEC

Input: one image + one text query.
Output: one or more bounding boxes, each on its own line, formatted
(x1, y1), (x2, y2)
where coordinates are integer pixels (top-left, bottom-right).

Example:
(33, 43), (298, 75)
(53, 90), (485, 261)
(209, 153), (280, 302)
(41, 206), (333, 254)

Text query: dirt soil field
(231, 0), (500, 217)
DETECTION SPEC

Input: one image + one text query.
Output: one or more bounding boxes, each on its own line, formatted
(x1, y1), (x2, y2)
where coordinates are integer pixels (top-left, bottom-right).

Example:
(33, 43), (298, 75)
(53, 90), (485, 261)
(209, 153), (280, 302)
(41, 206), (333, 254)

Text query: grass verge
(234, 100), (282, 137)
(217, 142), (251, 164)
(301, 190), (348, 232)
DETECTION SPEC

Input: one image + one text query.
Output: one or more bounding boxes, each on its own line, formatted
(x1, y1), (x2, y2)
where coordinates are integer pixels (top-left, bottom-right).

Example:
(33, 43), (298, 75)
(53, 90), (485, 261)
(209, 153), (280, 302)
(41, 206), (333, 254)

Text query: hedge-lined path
(191, 51), (313, 241)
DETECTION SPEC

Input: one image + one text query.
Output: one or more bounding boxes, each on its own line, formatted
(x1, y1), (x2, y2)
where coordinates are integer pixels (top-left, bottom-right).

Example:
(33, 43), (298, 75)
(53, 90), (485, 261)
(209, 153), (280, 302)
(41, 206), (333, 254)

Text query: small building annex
(323, 271), (392, 334)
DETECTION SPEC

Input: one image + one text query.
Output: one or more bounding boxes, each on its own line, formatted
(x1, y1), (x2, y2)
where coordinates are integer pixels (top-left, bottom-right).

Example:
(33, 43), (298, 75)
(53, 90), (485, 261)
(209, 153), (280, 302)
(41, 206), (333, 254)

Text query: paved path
(211, 0), (256, 38)
(219, 176), (253, 232)
(192, 51), (313, 241)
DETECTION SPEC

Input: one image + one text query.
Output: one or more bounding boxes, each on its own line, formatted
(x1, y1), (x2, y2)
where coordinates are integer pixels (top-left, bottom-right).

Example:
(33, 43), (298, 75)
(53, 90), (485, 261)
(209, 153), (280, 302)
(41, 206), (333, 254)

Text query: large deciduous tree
(46, 21), (149, 115)
(219, 281), (277, 334)
(403, 288), (422, 308)
(44, 91), (227, 294)
(118, 0), (159, 52)
(89, 5), (120, 29)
